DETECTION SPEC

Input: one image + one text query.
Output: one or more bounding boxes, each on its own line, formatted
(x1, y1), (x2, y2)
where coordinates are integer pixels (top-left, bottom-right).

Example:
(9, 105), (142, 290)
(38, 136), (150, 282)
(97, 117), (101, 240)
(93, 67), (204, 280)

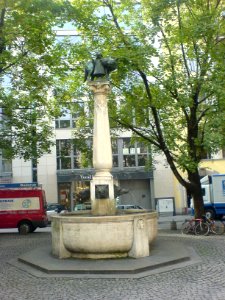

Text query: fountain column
(88, 81), (116, 216)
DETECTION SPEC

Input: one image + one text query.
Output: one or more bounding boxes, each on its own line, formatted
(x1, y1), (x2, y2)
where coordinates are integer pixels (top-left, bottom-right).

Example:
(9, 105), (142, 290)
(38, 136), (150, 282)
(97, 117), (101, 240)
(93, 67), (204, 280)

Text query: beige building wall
(37, 149), (58, 203)
(12, 159), (32, 183)
(172, 176), (188, 214)
(153, 153), (174, 197)
(200, 158), (225, 174)
(153, 153), (187, 214)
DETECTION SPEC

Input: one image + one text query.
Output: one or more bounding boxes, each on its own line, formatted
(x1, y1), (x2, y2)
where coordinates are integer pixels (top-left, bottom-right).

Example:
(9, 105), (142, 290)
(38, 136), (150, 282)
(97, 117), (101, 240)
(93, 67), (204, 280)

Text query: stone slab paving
(1, 230), (225, 300)
(14, 238), (197, 278)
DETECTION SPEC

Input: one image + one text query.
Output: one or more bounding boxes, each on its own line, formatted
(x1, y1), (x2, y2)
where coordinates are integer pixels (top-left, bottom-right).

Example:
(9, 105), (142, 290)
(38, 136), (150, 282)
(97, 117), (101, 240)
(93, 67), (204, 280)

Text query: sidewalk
(158, 213), (192, 230)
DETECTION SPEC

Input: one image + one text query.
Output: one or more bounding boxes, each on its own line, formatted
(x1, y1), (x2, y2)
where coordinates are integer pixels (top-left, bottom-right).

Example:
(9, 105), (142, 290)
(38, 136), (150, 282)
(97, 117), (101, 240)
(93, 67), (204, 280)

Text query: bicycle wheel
(181, 222), (192, 234)
(211, 221), (225, 235)
(195, 222), (209, 236)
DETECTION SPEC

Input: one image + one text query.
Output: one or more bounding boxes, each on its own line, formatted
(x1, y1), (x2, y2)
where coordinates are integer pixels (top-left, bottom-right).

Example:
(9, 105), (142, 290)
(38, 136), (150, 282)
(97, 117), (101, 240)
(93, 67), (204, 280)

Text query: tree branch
(0, 8), (6, 54)
(177, 0), (191, 79)
(159, 26), (179, 98)
(0, 51), (29, 74)
(215, 0), (221, 9)
(116, 118), (161, 148)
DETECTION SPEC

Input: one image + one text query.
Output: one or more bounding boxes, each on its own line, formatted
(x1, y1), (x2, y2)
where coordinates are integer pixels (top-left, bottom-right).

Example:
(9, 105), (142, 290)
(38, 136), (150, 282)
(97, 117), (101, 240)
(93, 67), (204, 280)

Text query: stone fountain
(51, 54), (158, 259)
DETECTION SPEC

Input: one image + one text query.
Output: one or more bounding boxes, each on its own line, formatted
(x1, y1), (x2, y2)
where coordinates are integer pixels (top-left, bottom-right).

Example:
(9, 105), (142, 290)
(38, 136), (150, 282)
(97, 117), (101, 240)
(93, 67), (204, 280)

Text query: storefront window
(58, 182), (70, 209)
(74, 181), (90, 208)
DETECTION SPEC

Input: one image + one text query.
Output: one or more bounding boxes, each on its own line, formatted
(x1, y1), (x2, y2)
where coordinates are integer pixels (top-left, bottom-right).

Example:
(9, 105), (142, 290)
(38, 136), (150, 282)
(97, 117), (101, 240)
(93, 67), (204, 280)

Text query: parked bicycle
(181, 217), (209, 236)
(204, 216), (225, 235)
(181, 216), (225, 236)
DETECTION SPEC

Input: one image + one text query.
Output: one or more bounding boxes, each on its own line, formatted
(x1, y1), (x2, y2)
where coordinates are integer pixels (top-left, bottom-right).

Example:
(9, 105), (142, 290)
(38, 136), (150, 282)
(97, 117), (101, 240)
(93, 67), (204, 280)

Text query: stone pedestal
(88, 81), (116, 215)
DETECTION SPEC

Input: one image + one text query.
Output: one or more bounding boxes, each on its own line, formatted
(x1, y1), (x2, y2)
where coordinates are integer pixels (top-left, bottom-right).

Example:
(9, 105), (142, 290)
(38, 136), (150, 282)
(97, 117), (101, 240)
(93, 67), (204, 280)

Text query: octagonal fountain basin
(51, 210), (158, 259)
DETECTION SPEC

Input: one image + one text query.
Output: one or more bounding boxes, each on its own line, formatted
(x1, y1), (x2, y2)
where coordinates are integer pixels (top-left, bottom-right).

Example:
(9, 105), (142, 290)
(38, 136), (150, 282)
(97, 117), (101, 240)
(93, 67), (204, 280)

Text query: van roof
(0, 183), (41, 189)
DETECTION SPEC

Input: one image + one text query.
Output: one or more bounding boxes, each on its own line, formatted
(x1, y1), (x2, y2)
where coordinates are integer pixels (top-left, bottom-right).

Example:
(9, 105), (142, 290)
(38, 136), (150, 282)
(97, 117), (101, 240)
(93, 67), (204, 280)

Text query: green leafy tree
(0, 0), (72, 160)
(67, 0), (225, 218)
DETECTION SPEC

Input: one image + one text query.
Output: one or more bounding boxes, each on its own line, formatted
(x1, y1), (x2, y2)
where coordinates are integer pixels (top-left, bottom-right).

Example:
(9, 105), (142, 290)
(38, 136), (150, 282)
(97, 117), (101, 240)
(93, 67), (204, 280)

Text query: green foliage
(2, 0), (222, 214)
(0, 0), (72, 160)
(67, 0), (225, 204)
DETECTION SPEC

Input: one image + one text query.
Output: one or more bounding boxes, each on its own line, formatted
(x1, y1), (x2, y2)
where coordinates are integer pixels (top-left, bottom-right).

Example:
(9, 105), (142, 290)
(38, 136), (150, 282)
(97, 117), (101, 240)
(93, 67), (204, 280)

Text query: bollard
(170, 220), (177, 230)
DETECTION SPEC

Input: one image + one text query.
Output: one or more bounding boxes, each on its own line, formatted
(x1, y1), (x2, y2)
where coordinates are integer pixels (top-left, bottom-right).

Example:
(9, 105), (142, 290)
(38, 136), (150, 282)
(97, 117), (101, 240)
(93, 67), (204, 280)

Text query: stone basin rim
(51, 211), (158, 222)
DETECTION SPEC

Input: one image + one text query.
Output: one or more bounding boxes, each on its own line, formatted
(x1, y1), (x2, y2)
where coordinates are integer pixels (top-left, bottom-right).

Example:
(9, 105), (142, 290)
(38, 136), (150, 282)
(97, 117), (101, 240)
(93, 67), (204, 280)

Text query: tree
(67, 0), (225, 217)
(0, 0), (72, 160)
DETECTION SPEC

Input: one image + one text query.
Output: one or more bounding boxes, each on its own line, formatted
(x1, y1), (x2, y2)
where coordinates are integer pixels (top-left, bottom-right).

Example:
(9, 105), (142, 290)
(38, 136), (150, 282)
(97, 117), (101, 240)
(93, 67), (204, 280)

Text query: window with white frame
(55, 108), (79, 129)
(56, 139), (92, 170)
(122, 138), (149, 167)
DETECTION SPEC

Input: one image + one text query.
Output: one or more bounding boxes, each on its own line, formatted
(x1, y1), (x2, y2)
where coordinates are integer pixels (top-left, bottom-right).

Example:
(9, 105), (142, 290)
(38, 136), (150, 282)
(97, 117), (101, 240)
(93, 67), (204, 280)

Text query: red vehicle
(0, 183), (48, 234)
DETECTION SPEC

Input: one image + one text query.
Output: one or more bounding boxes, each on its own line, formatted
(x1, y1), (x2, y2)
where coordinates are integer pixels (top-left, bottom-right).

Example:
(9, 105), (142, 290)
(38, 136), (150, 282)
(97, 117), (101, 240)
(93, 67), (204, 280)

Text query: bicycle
(181, 218), (209, 236)
(204, 216), (225, 235)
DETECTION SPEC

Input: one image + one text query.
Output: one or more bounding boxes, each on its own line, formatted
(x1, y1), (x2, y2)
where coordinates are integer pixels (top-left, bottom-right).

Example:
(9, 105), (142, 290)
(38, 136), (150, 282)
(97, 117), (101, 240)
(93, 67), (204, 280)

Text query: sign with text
(0, 197), (40, 211)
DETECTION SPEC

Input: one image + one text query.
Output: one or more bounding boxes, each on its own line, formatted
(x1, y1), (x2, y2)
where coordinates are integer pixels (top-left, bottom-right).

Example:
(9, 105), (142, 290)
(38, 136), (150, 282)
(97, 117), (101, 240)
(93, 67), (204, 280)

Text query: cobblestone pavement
(1, 230), (225, 300)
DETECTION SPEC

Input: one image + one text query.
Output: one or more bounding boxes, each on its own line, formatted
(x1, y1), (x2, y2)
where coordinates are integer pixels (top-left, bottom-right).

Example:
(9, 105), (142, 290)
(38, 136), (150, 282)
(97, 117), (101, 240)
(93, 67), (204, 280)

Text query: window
(122, 138), (150, 167)
(57, 140), (73, 170)
(56, 139), (92, 170)
(57, 137), (150, 170)
(122, 138), (136, 167)
(55, 107), (79, 129)
(136, 141), (148, 166)
(112, 139), (118, 167)
(0, 149), (12, 174)
(201, 188), (206, 197)
(1, 158), (12, 173)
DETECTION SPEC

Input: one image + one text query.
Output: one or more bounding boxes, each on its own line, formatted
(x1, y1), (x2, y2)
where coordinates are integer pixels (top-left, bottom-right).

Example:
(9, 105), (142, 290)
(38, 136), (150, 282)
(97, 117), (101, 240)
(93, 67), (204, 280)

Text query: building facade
(1, 112), (225, 214)
(7, 119), (155, 211)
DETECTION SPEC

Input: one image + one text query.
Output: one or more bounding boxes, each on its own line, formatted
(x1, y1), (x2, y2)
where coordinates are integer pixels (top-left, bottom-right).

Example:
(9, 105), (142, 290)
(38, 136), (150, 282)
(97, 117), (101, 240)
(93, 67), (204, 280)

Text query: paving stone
(1, 230), (225, 299)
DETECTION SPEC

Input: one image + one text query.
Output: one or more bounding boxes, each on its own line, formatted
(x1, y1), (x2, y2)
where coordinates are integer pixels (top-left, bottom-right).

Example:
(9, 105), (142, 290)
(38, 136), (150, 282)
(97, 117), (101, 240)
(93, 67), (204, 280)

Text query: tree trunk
(188, 170), (205, 218)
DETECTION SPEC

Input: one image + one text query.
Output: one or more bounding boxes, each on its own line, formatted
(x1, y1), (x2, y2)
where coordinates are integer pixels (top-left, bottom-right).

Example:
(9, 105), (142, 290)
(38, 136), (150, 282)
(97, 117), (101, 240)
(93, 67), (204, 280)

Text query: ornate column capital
(88, 81), (111, 95)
